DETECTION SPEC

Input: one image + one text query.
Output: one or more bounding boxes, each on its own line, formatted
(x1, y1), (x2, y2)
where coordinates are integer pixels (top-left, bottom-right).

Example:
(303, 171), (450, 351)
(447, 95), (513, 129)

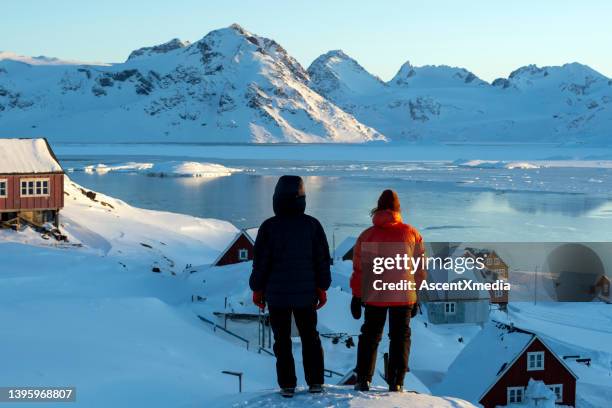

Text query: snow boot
(389, 384), (404, 392)
(309, 384), (323, 393)
(354, 380), (371, 391)
(280, 388), (295, 398)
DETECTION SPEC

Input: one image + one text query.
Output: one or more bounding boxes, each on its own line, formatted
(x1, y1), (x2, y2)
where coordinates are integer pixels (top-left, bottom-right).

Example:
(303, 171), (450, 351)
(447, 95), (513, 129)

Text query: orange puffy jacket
(350, 210), (426, 306)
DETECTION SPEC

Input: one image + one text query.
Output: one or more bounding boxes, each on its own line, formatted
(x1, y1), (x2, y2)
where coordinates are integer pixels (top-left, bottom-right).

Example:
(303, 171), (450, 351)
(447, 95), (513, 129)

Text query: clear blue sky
(2, 0), (611, 81)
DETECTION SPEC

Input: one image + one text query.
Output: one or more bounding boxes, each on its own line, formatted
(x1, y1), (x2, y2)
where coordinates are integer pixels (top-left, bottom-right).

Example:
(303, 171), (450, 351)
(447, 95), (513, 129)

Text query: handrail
(258, 347), (274, 356)
(324, 368), (344, 377)
(197, 315), (250, 350)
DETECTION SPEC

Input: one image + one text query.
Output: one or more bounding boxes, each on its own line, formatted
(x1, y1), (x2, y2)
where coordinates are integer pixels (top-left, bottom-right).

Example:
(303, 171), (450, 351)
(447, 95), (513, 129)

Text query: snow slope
(308, 51), (612, 144)
(0, 25), (382, 143)
(0, 180), (475, 407)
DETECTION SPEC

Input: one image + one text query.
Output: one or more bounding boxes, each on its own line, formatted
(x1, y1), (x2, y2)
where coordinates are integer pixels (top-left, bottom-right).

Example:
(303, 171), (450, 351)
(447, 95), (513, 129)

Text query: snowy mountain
(0, 25), (383, 143)
(308, 52), (612, 144)
(2, 25), (611, 144)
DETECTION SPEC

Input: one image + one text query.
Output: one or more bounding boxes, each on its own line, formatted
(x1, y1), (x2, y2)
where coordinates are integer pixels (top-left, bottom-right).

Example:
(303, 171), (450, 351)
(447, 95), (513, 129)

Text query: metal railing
(197, 315), (250, 350)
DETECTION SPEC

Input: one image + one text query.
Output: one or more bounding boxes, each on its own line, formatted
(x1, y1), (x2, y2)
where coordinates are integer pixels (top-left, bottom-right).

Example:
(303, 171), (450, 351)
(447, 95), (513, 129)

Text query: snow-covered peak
(389, 60), (416, 86)
(127, 38), (191, 61)
(193, 24), (310, 83)
(390, 62), (487, 88)
(308, 49), (385, 97)
(504, 62), (610, 94)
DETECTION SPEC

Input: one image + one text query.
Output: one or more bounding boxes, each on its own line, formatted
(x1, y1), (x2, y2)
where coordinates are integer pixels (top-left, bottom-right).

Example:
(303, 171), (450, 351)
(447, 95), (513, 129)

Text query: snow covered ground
(0, 179), (478, 407)
(208, 386), (475, 408)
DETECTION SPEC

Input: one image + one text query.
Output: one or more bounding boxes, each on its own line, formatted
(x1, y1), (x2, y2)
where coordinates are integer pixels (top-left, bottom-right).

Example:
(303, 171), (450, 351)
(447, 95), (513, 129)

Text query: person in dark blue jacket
(249, 175), (331, 398)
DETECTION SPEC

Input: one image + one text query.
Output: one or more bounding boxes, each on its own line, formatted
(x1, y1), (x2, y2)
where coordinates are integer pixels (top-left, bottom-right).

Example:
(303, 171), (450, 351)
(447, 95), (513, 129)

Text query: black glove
(351, 296), (362, 320)
(410, 302), (419, 318)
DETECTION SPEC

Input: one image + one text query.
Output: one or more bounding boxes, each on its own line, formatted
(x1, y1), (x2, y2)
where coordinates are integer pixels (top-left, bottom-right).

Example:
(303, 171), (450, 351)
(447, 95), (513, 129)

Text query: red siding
(215, 234), (254, 266)
(481, 338), (576, 408)
(0, 173), (64, 211)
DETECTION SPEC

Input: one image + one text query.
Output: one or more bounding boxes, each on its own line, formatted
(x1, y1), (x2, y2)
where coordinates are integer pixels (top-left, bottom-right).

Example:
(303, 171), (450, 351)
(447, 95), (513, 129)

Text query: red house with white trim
(0, 138), (64, 228)
(213, 228), (257, 266)
(437, 322), (577, 407)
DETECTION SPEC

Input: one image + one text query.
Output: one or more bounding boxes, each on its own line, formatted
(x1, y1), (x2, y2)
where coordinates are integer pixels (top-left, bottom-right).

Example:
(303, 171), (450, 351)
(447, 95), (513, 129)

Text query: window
(486, 257), (493, 265)
(507, 387), (524, 404)
(527, 351), (545, 371)
(0, 180), (6, 197)
(238, 248), (249, 261)
(549, 384), (563, 403)
(494, 290), (504, 298)
(444, 302), (456, 315)
(20, 178), (50, 197)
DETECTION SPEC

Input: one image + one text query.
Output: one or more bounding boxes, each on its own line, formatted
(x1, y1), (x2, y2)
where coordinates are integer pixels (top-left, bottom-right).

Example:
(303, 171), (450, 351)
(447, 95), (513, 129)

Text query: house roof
(0, 138), (63, 174)
(435, 321), (577, 404)
(212, 229), (256, 266)
(335, 236), (357, 259)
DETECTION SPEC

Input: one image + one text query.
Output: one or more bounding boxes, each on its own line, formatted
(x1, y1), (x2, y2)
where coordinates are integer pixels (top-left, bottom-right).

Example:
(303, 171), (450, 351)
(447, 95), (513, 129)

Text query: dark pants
(268, 306), (324, 388)
(356, 305), (412, 386)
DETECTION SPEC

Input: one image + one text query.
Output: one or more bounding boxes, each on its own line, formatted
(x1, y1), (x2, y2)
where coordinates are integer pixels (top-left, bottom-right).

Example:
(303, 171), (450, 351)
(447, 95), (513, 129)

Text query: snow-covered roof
(435, 321), (577, 404)
(245, 228), (258, 242)
(435, 322), (535, 403)
(335, 236), (357, 259)
(0, 138), (63, 174)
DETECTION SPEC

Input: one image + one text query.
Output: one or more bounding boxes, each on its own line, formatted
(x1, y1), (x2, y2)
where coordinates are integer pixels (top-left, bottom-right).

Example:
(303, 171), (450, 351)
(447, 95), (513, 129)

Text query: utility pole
(534, 266), (538, 305)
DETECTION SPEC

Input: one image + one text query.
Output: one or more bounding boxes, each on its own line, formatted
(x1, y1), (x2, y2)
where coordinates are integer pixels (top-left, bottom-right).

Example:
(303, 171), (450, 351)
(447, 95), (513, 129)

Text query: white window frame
(507, 386), (524, 404)
(0, 179), (7, 197)
(20, 178), (50, 197)
(548, 384), (563, 403)
(238, 248), (249, 261)
(527, 351), (545, 371)
(444, 302), (456, 315)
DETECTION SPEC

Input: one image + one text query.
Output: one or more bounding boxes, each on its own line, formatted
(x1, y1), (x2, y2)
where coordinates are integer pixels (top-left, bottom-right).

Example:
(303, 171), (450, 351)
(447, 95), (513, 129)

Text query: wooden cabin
(213, 228), (257, 266)
(437, 322), (577, 408)
(0, 138), (64, 228)
(334, 236), (357, 262)
(465, 248), (509, 307)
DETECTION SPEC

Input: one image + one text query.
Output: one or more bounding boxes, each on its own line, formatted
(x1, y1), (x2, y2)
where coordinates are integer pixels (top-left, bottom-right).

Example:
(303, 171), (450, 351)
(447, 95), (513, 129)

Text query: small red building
(213, 228), (257, 266)
(0, 138), (64, 228)
(437, 322), (578, 407)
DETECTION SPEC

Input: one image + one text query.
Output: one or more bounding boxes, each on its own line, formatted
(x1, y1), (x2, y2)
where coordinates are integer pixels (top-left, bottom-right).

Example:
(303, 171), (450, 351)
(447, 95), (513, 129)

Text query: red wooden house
(0, 138), (64, 228)
(437, 322), (577, 407)
(213, 228), (257, 266)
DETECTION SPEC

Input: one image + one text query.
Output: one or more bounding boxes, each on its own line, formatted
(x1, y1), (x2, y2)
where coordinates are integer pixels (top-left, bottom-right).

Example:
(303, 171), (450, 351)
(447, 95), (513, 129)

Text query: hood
(273, 175), (306, 216)
(372, 210), (402, 227)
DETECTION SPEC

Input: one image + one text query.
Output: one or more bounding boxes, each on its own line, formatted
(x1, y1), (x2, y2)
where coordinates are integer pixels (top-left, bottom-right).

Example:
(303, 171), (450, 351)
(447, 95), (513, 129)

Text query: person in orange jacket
(249, 175), (331, 398)
(349, 189), (426, 392)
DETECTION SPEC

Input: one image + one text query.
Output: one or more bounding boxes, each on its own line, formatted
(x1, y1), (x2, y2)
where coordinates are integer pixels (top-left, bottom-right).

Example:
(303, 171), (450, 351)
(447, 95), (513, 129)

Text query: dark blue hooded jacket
(249, 175), (331, 307)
